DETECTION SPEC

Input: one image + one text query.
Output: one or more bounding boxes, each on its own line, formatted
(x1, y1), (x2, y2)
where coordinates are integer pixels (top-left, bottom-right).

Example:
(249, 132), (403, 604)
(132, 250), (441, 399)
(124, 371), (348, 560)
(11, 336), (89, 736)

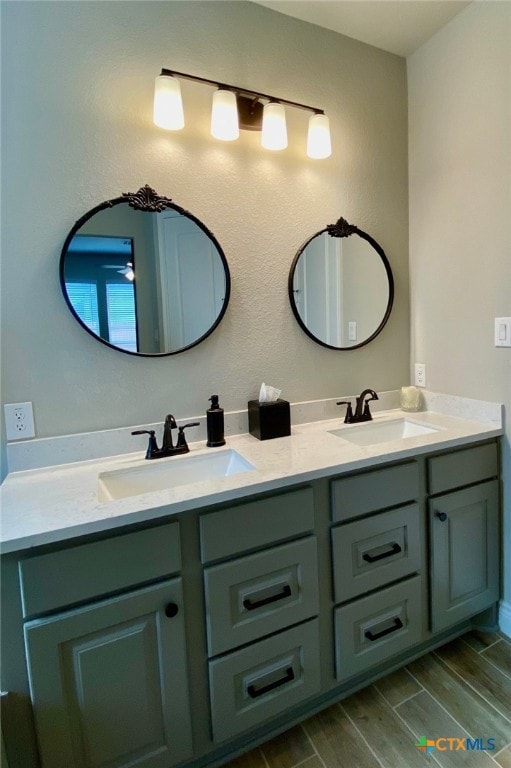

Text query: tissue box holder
(248, 399), (291, 440)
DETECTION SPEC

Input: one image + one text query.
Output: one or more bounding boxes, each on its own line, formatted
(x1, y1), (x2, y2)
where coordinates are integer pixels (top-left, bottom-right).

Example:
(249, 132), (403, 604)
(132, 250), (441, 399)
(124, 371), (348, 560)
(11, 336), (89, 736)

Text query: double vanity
(0, 395), (503, 768)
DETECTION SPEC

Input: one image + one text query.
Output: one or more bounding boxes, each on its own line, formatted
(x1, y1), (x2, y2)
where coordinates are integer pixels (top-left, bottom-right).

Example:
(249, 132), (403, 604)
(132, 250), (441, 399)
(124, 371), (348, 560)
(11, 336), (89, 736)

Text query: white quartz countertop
(0, 408), (502, 554)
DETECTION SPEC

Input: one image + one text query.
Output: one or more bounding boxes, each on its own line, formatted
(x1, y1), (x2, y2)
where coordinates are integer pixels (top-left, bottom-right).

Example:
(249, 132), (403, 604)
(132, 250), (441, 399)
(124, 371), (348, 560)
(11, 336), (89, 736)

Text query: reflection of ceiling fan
(101, 261), (135, 281)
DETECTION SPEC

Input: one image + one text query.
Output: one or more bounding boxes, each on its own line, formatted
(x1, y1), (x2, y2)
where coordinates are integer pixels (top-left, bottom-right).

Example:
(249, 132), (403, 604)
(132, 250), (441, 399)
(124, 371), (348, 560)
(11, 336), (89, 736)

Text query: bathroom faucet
(132, 415), (200, 459)
(337, 389), (379, 424)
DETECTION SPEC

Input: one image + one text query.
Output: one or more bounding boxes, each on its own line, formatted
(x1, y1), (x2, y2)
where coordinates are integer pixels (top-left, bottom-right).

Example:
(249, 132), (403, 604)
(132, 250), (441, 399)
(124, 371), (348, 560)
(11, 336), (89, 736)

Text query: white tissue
(259, 382), (282, 403)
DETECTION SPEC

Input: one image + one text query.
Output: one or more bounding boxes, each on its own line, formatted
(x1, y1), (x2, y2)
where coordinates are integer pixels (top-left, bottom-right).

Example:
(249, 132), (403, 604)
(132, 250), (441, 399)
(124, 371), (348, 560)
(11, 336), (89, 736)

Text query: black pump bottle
(206, 395), (225, 447)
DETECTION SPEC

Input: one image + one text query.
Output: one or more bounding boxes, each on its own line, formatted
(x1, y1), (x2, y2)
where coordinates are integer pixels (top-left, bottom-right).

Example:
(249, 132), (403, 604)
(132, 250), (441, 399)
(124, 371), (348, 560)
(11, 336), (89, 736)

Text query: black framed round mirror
(60, 185), (231, 356)
(288, 217), (393, 350)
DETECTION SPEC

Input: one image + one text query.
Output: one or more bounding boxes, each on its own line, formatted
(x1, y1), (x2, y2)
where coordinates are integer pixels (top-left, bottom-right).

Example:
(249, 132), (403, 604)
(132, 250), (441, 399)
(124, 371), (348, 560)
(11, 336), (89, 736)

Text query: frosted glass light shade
(261, 102), (287, 151)
(307, 113), (331, 159)
(210, 89), (239, 141)
(153, 75), (184, 130)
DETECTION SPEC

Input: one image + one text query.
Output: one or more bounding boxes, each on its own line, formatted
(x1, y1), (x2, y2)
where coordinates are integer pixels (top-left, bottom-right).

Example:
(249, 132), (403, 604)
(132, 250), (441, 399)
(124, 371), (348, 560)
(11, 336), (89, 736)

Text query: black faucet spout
(162, 414), (177, 451)
(354, 389), (379, 421)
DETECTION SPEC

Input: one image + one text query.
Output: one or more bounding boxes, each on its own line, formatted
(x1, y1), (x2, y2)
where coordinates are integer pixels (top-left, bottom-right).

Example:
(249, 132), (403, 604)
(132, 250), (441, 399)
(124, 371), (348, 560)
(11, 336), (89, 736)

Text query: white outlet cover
(414, 363), (426, 387)
(4, 402), (35, 441)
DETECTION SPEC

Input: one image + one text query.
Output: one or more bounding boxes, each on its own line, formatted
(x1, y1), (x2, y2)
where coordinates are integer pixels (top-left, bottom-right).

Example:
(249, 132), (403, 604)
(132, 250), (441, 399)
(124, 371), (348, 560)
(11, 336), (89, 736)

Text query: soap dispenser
(206, 395), (226, 447)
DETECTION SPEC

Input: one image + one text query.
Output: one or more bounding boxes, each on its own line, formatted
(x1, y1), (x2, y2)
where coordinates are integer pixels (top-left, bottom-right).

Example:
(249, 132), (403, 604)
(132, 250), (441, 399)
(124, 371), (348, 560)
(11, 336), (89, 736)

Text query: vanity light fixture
(153, 68), (332, 159)
(261, 101), (288, 151)
(210, 89), (239, 141)
(153, 73), (184, 130)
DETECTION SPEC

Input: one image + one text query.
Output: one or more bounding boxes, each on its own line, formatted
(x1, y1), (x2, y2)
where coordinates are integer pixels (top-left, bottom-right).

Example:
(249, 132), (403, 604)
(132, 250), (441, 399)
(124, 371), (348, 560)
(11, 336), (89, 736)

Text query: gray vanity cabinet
(429, 481), (499, 631)
(24, 579), (193, 768)
(2, 439), (501, 768)
(427, 442), (500, 633)
(330, 461), (425, 680)
(209, 618), (321, 743)
(428, 443), (499, 632)
(334, 575), (423, 680)
(18, 522), (193, 768)
(204, 537), (319, 656)
(200, 486), (321, 743)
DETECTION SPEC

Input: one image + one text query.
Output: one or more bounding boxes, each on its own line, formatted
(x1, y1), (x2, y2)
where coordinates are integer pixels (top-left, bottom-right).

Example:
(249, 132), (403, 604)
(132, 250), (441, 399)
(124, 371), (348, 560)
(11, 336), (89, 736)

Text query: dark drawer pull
(436, 511), (448, 522)
(365, 617), (403, 642)
(247, 666), (295, 698)
(362, 542), (402, 563)
(243, 584), (292, 611)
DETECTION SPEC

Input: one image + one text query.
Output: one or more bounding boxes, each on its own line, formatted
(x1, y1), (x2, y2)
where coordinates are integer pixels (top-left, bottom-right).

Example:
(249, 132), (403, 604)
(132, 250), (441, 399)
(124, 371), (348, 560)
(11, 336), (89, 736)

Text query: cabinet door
(24, 579), (193, 768)
(429, 480), (499, 632)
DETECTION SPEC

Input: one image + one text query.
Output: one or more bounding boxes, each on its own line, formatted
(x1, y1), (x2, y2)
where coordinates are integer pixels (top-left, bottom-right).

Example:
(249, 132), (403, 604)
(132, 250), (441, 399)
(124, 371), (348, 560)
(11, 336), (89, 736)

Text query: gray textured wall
(408, 2), (511, 608)
(0, 1), (408, 459)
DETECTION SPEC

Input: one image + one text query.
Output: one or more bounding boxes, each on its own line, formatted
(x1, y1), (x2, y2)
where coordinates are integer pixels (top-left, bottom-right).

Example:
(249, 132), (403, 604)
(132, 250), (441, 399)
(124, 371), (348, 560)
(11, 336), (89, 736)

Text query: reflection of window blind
(106, 283), (137, 352)
(66, 283), (100, 335)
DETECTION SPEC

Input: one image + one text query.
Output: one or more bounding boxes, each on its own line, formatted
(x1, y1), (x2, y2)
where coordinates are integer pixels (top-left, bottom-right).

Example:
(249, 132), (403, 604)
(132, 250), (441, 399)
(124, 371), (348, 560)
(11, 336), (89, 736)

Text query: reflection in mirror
(60, 186), (230, 356)
(288, 218), (393, 350)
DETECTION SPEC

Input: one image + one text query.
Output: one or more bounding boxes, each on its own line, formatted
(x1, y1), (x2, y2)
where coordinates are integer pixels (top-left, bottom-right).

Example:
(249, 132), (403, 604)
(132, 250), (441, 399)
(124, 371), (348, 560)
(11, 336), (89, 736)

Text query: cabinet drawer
(204, 537), (318, 656)
(19, 523), (181, 617)
(209, 619), (320, 743)
(200, 486), (314, 562)
(428, 442), (498, 495)
(334, 575), (423, 681)
(331, 462), (419, 522)
(332, 504), (422, 603)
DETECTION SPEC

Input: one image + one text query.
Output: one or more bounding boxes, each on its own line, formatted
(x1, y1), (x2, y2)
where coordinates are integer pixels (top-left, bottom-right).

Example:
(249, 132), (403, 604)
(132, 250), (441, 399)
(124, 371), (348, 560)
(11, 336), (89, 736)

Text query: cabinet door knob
(436, 511), (448, 522)
(165, 602), (179, 618)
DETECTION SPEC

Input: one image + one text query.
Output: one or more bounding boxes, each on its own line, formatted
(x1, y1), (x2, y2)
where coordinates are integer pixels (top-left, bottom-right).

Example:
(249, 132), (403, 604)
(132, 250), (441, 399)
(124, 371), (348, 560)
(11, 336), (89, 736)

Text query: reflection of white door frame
(295, 235), (342, 346)
(293, 256), (306, 323)
(328, 239), (342, 347)
(155, 212), (224, 350)
(155, 211), (183, 349)
(337, 242), (344, 347)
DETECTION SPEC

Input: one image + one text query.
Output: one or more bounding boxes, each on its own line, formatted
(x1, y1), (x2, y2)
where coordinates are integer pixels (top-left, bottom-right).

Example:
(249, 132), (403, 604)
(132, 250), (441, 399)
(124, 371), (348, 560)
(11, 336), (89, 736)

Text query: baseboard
(499, 600), (511, 638)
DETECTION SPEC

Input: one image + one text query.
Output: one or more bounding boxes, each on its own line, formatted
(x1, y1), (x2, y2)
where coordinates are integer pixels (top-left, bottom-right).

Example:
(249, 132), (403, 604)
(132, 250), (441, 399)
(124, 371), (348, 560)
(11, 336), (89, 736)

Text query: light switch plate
(494, 317), (511, 347)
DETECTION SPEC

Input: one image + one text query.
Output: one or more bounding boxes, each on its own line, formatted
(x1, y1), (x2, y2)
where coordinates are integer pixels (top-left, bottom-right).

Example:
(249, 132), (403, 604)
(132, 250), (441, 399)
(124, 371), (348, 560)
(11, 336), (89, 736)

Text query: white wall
(0, 0), (408, 471)
(408, 1), (511, 623)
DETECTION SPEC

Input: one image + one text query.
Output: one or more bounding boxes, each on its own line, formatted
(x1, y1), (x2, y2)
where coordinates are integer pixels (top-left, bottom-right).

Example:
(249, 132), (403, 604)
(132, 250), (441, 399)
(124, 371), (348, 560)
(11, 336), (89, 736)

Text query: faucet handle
(131, 429), (160, 459)
(175, 422), (200, 451)
(336, 401), (354, 424)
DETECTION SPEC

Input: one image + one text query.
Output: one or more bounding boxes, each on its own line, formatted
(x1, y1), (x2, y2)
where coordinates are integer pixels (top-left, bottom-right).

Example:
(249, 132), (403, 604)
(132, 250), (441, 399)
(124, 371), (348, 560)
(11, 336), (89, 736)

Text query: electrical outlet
(4, 402), (35, 441)
(414, 363), (426, 388)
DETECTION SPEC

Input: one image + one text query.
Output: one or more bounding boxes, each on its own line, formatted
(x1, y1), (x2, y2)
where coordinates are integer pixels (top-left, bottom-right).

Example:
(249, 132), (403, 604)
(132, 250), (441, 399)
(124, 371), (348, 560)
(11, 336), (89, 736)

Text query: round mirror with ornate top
(288, 217), (393, 350)
(60, 185), (231, 356)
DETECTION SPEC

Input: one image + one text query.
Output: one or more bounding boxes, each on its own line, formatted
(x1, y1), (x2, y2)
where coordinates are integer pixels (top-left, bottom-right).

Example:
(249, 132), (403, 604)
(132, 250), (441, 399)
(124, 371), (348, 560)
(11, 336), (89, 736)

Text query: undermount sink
(329, 418), (441, 447)
(98, 449), (256, 501)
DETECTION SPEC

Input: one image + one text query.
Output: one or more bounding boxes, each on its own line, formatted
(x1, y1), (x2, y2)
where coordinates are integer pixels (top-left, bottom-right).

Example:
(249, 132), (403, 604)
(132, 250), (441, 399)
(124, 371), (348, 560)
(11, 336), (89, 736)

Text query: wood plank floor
(224, 631), (511, 768)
